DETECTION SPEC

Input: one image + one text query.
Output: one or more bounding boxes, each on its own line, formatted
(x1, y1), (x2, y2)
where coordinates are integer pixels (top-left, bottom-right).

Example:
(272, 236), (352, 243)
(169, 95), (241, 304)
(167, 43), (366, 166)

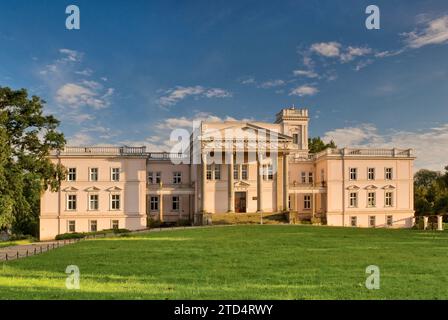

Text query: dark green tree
(0, 87), (66, 235)
(308, 137), (337, 154)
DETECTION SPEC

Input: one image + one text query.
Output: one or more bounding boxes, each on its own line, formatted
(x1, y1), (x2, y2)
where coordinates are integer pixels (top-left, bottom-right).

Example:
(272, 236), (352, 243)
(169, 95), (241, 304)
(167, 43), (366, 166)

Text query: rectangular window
(308, 172), (313, 184)
(368, 168), (375, 180)
(304, 195), (311, 210)
(241, 164), (248, 180)
(385, 168), (393, 180)
(369, 216), (376, 228)
(68, 220), (76, 233)
(148, 172), (153, 184)
(90, 220), (97, 232)
(112, 220), (119, 230)
(214, 165), (221, 180)
(89, 194), (99, 211)
(67, 194), (77, 211)
(301, 172), (306, 184)
(111, 168), (120, 182)
(349, 192), (358, 208)
(111, 194), (120, 210)
(349, 168), (357, 180)
(321, 169), (325, 182)
(234, 165), (239, 180)
(173, 172), (182, 184)
(264, 164), (273, 180)
(150, 196), (159, 211)
(206, 165), (212, 180)
(67, 168), (76, 181)
(89, 168), (98, 182)
(293, 133), (299, 144)
(367, 192), (376, 207)
(350, 216), (357, 227)
(385, 192), (393, 207)
(172, 196), (180, 211)
(386, 215), (393, 227)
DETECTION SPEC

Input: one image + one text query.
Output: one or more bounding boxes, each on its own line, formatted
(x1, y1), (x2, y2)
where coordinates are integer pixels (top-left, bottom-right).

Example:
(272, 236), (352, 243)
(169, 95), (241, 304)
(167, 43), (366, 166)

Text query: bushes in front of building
(55, 228), (131, 240)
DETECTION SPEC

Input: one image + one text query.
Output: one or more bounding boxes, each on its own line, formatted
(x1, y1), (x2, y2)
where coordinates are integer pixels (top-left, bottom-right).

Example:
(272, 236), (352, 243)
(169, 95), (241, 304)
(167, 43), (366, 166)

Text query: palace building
(39, 107), (416, 240)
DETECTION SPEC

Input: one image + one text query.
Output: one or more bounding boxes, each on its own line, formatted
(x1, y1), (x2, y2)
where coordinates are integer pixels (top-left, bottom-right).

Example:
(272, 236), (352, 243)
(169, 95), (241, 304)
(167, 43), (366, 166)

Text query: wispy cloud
(402, 15), (448, 48)
(289, 85), (319, 97)
(258, 79), (285, 89)
(293, 69), (319, 78)
(55, 82), (113, 109)
(157, 85), (232, 108)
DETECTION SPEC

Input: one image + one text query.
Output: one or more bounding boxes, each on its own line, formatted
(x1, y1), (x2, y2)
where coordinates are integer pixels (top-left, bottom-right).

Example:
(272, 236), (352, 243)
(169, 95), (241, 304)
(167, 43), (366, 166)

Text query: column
(438, 215), (443, 231)
(159, 183), (164, 223)
(423, 216), (428, 230)
(257, 153), (263, 213)
(201, 153), (207, 213)
(283, 153), (289, 212)
(228, 153), (235, 212)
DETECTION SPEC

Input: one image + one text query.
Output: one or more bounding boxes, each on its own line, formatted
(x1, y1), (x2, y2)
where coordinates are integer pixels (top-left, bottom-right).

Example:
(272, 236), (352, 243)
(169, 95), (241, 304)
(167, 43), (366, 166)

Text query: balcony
(313, 148), (414, 159)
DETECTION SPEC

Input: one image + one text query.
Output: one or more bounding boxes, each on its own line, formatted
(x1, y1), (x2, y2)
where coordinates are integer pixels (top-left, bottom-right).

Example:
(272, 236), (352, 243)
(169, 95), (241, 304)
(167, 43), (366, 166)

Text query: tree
(414, 168), (448, 216)
(308, 137), (337, 154)
(0, 87), (66, 235)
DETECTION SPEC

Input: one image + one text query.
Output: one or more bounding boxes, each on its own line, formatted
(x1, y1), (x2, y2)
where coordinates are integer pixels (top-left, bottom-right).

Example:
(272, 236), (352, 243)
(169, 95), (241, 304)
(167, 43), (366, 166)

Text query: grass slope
(1, 225), (448, 299)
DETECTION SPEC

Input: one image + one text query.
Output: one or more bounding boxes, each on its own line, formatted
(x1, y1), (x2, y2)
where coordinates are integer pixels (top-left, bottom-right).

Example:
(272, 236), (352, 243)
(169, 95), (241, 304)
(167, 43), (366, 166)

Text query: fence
(0, 233), (112, 262)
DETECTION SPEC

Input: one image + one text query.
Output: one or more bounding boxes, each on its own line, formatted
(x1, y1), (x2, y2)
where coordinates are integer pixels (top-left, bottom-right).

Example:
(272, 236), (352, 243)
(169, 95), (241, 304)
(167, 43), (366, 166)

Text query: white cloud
(258, 79), (285, 89)
(289, 85), (319, 97)
(55, 83), (113, 109)
(75, 69), (93, 76)
(340, 46), (372, 62)
(59, 49), (83, 62)
(157, 86), (232, 107)
(293, 70), (319, 78)
(239, 77), (256, 85)
(310, 42), (341, 57)
(402, 15), (448, 48)
(323, 123), (448, 171)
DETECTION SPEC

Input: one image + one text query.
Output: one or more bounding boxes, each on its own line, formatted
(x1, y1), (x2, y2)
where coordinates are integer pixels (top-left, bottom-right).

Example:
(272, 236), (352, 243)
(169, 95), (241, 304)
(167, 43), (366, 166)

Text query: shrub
(311, 217), (322, 225)
(55, 233), (86, 240)
(176, 219), (191, 227)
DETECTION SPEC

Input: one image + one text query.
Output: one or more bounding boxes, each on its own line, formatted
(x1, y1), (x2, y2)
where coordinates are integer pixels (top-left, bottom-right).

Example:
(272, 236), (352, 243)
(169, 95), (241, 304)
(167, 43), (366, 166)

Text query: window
(68, 220), (76, 233)
(349, 168), (357, 180)
(206, 165), (212, 180)
(264, 164), (273, 180)
(349, 192), (358, 208)
(321, 169), (325, 182)
(67, 168), (77, 181)
(368, 168), (375, 180)
(89, 168), (98, 181)
(241, 165), (248, 180)
(89, 194), (99, 211)
(111, 194), (121, 210)
(173, 172), (182, 184)
(288, 195), (291, 210)
(308, 172), (313, 184)
(293, 133), (299, 144)
(111, 168), (120, 181)
(112, 220), (119, 230)
(369, 216), (376, 228)
(150, 196), (159, 211)
(67, 194), (77, 211)
(385, 192), (393, 207)
(148, 172), (161, 184)
(234, 165), (239, 180)
(350, 216), (357, 227)
(301, 172), (306, 184)
(214, 165), (221, 180)
(367, 192), (376, 207)
(172, 196), (180, 211)
(386, 215), (393, 227)
(90, 220), (97, 232)
(304, 195), (311, 210)
(385, 168), (393, 180)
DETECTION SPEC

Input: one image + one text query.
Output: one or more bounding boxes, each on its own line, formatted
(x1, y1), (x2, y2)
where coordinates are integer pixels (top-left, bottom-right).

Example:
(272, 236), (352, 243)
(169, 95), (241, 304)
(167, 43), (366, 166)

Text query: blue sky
(1, 0), (448, 170)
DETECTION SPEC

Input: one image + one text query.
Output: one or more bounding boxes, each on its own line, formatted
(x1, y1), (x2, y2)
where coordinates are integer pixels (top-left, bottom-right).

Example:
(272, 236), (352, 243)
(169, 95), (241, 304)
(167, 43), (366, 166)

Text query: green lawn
(1, 225), (448, 299)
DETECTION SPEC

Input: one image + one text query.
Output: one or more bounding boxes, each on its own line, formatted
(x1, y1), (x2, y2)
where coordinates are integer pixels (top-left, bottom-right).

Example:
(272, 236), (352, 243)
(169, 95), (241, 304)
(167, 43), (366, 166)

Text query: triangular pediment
(201, 122), (292, 142)
(382, 185), (396, 190)
(346, 185), (360, 190)
(63, 186), (78, 192)
(234, 181), (251, 187)
(106, 186), (123, 192)
(365, 185), (378, 190)
(85, 186), (101, 192)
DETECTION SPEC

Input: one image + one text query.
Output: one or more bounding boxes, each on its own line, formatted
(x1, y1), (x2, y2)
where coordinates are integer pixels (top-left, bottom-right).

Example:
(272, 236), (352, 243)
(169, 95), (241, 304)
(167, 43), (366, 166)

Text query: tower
(275, 107), (309, 153)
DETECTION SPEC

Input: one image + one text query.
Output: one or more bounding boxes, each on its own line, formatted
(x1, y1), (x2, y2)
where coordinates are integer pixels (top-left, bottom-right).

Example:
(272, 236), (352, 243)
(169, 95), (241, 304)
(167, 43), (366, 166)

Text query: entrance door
(235, 192), (247, 213)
